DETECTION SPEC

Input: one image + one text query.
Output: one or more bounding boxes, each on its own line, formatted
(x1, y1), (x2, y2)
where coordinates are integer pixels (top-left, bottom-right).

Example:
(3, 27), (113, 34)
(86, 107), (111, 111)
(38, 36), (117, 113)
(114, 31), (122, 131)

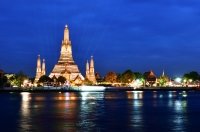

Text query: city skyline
(1, 0), (200, 78)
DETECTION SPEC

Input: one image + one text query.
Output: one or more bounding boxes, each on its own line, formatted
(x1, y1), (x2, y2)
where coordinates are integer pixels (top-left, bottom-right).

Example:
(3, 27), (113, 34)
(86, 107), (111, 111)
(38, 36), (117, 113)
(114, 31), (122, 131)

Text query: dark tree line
(183, 71), (200, 82)
(105, 70), (145, 84)
(38, 75), (67, 85)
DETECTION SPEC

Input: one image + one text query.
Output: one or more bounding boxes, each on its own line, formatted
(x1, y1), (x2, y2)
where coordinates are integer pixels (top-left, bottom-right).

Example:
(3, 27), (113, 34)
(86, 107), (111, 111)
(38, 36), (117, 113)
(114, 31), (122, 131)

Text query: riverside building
(143, 69), (157, 87)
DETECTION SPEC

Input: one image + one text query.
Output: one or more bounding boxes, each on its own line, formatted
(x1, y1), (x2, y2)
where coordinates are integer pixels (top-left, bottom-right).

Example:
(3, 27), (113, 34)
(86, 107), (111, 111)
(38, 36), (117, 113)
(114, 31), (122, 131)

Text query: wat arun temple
(34, 25), (97, 86)
(49, 25), (84, 82)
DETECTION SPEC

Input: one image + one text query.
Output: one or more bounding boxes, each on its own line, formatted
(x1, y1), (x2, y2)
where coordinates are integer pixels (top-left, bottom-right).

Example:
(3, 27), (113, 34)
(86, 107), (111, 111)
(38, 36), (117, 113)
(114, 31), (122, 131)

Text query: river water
(0, 91), (200, 132)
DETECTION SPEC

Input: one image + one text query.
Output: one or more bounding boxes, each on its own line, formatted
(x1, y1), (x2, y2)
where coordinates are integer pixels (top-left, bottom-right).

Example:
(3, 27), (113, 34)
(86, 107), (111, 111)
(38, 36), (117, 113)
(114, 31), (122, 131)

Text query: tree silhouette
(105, 71), (117, 83)
(57, 76), (66, 84)
(38, 75), (53, 84)
(118, 70), (135, 83)
(10, 71), (28, 87)
(183, 71), (199, 82)
(158, 75), (169, 86)
(84, 78), (93, 85)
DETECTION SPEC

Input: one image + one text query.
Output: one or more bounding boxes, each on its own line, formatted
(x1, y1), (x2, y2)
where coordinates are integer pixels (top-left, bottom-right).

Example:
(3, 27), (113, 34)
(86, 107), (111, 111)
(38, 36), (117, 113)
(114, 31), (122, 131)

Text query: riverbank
(0, 86), (198, 92)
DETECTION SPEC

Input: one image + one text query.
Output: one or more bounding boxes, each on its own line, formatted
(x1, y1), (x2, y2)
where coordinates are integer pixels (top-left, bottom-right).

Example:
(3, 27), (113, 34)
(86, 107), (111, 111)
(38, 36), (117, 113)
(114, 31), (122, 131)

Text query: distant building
(95, 72), (104, 83)
(86, 56), (96, 84)
(170, 80), (182, 87)
(143, 70), (157, 87)
(49, 25), (84, 86)
(158, 68), (170, 86)
(34, 55), (46, 85)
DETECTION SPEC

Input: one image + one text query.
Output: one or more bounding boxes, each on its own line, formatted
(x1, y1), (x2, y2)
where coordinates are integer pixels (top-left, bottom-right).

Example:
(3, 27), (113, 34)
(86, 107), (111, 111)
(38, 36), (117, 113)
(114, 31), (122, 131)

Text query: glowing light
(80, 86), (105, 91)
(20, 92), (30, 101)
(20, 92), (30, 95)
(65, 97), (70, 100)
(175, 101), (181, 106)
(182, 91), (187, 97)
(169, 94), (172, 98)
(81, 92), (89, 100)
(175, 78), (182, 83)
(183, 94), (187, 97)
(127, 91), (143, 93)
(134, 92), (138, 99)
(136, 79), (140, 83)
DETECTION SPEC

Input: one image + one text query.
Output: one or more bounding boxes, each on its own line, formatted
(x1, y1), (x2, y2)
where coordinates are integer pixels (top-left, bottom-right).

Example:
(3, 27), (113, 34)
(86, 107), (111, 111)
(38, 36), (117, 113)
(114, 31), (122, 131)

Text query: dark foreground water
(0, 91), (200, 132)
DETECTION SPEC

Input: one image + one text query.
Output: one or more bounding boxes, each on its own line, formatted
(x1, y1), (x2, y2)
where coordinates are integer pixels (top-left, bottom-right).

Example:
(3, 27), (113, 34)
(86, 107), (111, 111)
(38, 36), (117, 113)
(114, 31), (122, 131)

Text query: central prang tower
(49, 25), (84, 84)
(58, 25), (74, 64)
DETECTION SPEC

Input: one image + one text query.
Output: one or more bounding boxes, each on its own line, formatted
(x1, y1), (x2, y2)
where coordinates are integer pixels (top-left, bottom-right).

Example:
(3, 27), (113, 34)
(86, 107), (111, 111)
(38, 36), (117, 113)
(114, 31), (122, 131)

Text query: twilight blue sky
(1, 0), (200, 78)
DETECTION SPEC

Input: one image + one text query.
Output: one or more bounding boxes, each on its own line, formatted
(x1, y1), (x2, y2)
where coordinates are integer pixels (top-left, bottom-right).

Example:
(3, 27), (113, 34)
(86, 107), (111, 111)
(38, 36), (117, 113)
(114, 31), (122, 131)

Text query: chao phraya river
(0, 91), (200, 132)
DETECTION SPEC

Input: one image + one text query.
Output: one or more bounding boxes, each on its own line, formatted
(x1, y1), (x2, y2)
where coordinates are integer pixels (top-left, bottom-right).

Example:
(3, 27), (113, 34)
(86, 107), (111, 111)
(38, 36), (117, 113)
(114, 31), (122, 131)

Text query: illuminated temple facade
(143, 69), (157, 87)
(49, 25), (84, 84)
(86, 56), (96, 83)
(34, 55), (46, 85)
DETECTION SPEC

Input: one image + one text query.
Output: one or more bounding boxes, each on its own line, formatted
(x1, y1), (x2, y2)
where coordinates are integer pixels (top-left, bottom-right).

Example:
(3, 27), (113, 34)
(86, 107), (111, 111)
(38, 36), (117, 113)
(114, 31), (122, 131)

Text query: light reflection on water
(131, 99), (144, 130)
(127, 91), (143, 99)
(20, 92), (31, 131)
(1, 91), (199, 131)
(78, 93), (105, 131)
(171, 100), (188, 131)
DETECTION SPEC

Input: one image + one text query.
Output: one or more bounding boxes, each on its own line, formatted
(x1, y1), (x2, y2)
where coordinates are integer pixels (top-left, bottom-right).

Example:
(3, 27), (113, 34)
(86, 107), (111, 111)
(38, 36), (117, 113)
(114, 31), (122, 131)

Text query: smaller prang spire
(90, 56), (94, 74)
(34, 55), (43, 86)
(162, 67), (165, 77)
(37, 55), (41, 72)
(85, 56), (96, 83)
(42, 59), (46, 75)
(86, 60), (89, 77)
